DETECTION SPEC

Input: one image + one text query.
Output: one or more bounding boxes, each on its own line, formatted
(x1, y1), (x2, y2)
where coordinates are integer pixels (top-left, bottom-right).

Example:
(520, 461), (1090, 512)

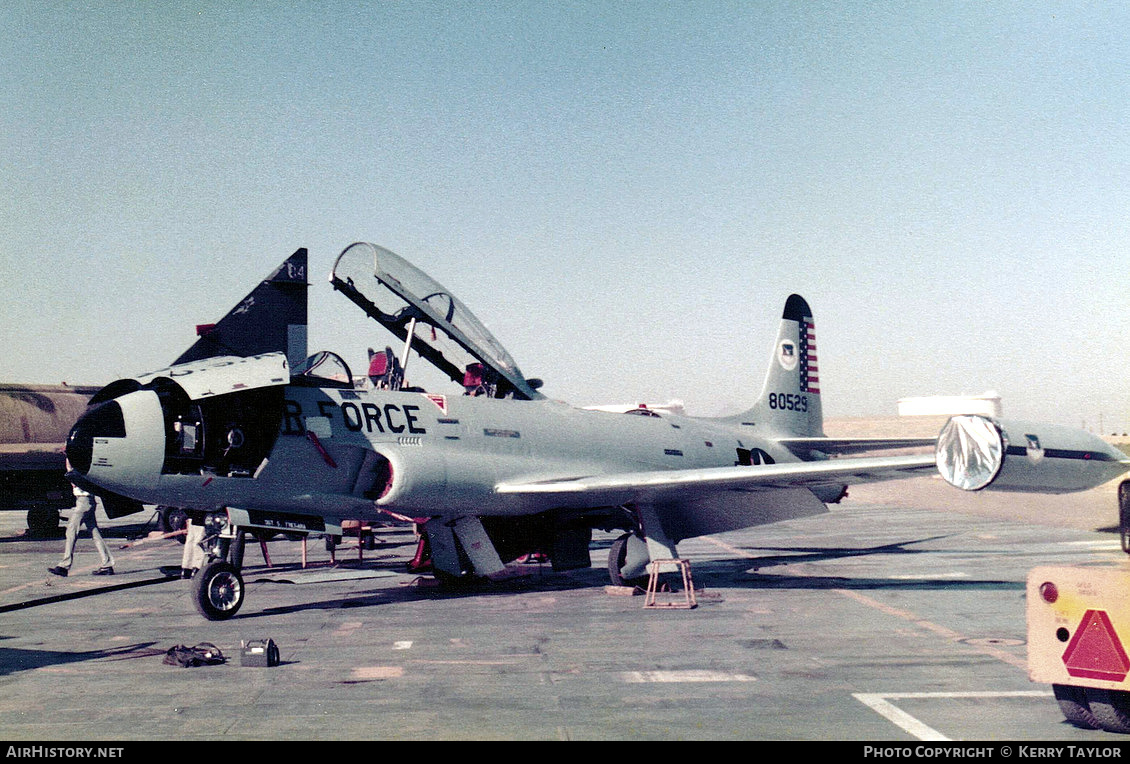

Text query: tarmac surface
(1, 474), (1128, 742)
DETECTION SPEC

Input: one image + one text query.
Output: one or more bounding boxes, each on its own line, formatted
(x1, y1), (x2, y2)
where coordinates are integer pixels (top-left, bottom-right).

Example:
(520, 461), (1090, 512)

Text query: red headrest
(463, 363), (484, 386)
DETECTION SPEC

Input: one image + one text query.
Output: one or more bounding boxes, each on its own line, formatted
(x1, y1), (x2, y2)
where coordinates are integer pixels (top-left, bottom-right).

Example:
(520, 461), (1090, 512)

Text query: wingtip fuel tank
(936, 414), (1129, 494)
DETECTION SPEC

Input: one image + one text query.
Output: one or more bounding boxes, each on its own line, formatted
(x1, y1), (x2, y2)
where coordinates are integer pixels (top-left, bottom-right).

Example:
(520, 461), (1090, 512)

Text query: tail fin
(173, 248), (309, 368)
(728, 294), (824, 437)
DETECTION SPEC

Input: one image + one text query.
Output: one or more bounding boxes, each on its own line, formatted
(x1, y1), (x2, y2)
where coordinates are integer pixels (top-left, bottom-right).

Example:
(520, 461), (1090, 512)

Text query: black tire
(192, 561), (245, 621)
(1119, 481), (1130, 555)
(1054, 684), (1101, 730)
(26, 507), (60, 538)
(1085, 687), (1130, 734)
(607, 533), (629, 586)
(158, 506), (189, 544)
(433, 569), (480, 588)
(607, 533), (647, 588)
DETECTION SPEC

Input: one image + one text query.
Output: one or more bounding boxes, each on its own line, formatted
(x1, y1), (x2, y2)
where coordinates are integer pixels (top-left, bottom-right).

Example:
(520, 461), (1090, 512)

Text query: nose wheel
(192, 561), (245, 620)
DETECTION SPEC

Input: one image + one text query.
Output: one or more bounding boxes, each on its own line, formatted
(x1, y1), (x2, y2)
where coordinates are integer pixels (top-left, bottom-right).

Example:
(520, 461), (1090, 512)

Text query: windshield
(330, 242), (541, 400)
(291, 351), (354, 389)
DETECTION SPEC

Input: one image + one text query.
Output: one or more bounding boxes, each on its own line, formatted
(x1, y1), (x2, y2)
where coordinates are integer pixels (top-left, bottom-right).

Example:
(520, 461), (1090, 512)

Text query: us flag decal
(800, 318), (819, 394)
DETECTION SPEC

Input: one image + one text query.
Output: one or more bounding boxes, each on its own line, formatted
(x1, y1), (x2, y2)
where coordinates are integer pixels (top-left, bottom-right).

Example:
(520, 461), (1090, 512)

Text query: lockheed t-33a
(64, 243), (1130, 619)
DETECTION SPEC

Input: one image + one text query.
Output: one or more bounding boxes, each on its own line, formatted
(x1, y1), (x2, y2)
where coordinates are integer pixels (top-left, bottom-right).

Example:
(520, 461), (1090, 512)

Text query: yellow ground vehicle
(1028, 480), (1130, 732)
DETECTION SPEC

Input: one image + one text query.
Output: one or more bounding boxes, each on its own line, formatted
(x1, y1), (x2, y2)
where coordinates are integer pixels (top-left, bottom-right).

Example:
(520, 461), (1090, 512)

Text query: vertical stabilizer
(728, 294), (824, 437)
(174, 248), (309, 368)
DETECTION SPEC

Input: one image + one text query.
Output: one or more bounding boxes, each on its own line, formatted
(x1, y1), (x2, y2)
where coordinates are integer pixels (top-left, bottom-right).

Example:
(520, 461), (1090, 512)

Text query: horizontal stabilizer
(778, 436), (937, 456)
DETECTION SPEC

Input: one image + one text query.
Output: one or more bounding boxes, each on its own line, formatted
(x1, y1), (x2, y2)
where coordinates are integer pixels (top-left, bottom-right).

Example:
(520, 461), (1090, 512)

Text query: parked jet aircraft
(63, 242), (1130, 619)
(0, 247), (309, 537)
(1, 383), (100, 535)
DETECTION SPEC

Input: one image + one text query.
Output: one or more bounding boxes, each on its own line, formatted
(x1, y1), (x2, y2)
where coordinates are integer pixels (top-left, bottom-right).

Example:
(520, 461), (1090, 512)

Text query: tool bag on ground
(163, 643), (225, 667)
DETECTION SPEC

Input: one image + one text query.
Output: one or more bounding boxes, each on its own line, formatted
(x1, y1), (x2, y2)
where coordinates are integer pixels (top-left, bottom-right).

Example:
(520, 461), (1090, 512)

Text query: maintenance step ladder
(644, 558), (697, 609)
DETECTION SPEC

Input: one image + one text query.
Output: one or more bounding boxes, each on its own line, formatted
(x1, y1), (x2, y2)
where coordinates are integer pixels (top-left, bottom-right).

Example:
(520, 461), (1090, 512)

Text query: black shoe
(92, 566), (114, 576)
(48, 566), (68, 577)
(181, 568), (195, 579)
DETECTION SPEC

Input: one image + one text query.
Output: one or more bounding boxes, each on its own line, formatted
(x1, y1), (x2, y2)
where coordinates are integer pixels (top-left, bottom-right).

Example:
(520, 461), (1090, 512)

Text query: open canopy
(329, 242), (543, 400)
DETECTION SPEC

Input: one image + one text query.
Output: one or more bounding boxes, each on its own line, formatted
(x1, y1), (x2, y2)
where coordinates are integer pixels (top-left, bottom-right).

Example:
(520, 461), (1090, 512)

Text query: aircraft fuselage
(73, 383), (829, 530)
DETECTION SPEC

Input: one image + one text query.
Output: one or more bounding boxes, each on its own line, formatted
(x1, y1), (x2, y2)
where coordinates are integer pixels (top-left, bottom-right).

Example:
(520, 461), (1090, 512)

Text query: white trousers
(59, 495), (114, 570)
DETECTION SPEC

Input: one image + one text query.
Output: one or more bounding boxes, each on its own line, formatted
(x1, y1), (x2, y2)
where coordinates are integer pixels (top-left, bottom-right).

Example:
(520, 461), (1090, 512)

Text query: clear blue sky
(2, 2), (1128, 430)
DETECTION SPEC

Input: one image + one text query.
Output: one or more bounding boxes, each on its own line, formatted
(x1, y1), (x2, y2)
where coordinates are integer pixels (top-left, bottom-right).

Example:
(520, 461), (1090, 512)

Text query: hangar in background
(897, 390), (1002, 418)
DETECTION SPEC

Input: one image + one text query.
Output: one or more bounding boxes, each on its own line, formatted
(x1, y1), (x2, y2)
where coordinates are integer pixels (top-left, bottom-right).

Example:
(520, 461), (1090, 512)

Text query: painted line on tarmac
(0, 575), (177, 613)
(835, 588), (1027, 670)
(705, 530), (1053, 739)
(702, 535), (1028, 670)
(853, 691), (1053, 741)
(621, 670), (757, 683)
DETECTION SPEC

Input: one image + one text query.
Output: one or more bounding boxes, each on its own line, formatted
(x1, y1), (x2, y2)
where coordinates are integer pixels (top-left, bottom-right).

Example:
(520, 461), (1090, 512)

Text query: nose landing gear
(192, 560), (245, 621)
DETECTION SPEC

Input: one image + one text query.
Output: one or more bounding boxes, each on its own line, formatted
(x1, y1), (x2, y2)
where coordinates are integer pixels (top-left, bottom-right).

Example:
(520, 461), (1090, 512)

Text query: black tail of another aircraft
(174, 248), (309, 368)
(728, 294), (825, 437)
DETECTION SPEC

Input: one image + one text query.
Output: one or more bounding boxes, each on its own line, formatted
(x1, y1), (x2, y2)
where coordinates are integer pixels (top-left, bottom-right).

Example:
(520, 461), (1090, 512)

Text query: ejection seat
(463, 363), (487, 396)
(367, 347), (403, 390)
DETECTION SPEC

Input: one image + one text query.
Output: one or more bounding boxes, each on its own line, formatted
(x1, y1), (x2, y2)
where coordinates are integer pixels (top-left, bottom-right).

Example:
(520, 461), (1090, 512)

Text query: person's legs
(181, 520), (206, 577)
(87, 502), (115, 572)
(60, 500), (91, 568)
(49, 498), (90, 575)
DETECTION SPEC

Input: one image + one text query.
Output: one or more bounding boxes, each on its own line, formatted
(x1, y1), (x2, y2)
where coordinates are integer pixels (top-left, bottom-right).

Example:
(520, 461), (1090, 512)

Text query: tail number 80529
(769, 393), (808, 412)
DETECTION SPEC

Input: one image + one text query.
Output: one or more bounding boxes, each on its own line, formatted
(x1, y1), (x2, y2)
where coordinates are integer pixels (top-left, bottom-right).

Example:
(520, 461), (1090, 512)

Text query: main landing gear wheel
(433, 569), (483, 588)
(158, 506), (189, 544)
(607, 533), (647, 588)
(192, 561), (245, 621)
(26, 507), (60, 538)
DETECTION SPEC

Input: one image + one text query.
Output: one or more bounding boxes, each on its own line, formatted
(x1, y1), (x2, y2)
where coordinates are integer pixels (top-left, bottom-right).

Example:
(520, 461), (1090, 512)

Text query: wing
(496, 454), (938, 542)
(495, 453), (937, 502)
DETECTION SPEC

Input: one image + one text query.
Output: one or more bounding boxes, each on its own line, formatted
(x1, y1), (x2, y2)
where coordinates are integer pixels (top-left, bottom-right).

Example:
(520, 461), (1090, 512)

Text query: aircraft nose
(66, 399), (127, 474)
